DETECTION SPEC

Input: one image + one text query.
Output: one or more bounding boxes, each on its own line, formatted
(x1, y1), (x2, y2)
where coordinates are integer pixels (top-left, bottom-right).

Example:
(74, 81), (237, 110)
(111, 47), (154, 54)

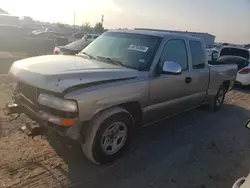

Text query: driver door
(144, 39), (197, 123)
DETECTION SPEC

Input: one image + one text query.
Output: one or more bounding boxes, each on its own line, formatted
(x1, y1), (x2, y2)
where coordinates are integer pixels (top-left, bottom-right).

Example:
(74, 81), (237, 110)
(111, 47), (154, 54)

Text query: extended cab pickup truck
(5, 30), (237, 164)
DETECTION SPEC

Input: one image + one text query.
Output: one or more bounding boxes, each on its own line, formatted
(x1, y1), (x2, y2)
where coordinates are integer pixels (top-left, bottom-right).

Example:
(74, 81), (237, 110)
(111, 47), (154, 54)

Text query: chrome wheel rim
(216, 89), (224, 106)
(101, 122), (127, 155)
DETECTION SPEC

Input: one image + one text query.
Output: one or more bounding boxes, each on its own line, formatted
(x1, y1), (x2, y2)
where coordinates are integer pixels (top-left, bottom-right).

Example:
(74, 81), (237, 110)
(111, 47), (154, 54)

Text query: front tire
(81, 107), (134, 164)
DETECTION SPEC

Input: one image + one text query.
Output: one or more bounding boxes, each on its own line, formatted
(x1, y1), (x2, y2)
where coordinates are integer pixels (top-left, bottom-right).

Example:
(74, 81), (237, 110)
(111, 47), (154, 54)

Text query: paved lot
(1, 75), (250, 188)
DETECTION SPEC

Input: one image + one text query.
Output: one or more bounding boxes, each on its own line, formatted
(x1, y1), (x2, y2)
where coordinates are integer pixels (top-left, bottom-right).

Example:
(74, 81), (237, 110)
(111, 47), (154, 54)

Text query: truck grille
(16, 82), (77, 118)
(17, 82), (38, 103)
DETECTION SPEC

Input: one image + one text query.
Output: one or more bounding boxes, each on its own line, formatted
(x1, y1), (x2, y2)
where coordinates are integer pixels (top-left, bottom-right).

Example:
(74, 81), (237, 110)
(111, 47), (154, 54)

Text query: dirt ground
(0, 56), (26, 74)
(1, 74), (250, 188)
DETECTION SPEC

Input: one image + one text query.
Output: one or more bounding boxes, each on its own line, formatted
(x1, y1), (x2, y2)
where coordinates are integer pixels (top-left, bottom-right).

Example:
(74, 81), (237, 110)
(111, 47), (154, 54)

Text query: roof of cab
(107, 29), (202, 41)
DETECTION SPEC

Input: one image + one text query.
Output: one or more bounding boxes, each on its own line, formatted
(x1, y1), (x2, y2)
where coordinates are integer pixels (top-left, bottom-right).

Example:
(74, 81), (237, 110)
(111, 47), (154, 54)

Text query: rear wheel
(81, 107), (134, 164)
(210, 85), (226, 112)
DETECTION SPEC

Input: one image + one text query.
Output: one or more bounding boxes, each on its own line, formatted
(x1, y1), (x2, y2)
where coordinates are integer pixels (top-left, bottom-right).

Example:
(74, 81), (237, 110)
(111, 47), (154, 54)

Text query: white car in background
(68, 33), (100, 43)
(218, 47), (250, 86)
(83, 34), (100, 42)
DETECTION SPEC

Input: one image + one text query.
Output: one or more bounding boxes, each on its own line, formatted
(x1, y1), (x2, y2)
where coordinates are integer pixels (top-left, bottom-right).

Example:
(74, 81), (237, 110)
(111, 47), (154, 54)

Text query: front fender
(64, 76), (149, 122)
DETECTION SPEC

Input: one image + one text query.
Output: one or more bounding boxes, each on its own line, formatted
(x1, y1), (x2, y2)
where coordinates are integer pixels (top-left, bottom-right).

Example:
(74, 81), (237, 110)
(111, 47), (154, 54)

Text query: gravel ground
(1, 74), (250, 188)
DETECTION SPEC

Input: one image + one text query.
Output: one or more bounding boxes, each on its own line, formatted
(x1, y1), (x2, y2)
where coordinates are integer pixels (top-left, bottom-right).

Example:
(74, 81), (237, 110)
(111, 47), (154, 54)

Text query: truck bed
(208, 60), (230, 65)
(208, 62), (237, 92)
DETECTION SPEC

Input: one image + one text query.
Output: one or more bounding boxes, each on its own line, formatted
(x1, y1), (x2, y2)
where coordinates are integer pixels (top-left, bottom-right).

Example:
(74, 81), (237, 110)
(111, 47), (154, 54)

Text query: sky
(1, 0), (250, 44)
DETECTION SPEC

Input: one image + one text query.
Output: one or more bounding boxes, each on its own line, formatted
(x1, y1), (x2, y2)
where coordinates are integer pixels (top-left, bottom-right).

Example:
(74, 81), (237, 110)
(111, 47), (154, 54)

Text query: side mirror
(211, 51), (219, 61)
(162, 61), (182, 75)
(245, 120), (250, 129)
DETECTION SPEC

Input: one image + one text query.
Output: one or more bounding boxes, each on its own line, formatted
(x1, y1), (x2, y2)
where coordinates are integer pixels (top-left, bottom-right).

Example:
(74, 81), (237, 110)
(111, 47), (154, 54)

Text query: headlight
(37, 93), (77, 112)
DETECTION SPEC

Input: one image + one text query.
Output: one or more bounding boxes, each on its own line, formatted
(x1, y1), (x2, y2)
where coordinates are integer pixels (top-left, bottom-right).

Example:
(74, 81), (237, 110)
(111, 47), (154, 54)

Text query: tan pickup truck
(5, 30), (237, 164)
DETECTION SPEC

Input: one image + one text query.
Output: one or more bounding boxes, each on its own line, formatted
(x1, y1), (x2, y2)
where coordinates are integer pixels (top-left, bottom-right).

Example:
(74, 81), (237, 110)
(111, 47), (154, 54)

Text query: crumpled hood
(9, 55), (138, 93)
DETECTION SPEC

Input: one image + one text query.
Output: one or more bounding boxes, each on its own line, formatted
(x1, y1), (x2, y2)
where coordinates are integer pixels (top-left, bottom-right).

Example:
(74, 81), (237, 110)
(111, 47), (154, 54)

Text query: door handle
(185, 77), (192, 84)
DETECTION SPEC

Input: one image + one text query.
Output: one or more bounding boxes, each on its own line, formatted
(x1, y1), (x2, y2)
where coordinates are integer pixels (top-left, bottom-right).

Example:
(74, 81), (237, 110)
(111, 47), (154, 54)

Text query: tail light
(53, 48), (59, 55)
(53, 49), (58, 54)
(239, 68), (250, 74)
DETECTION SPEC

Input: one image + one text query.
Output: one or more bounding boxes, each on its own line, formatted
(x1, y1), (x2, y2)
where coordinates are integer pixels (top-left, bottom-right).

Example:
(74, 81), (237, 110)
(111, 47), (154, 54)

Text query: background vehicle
(5, 30), (237, 164)
(53, 38), (88, 55)
(233, 174), (250, 188)
(68, 33), (100, 43)
(0, 25), (65, 56)
(83, 34), (100, 42)
(30, 31), (68, 46)
(30, 31), (64, 39)
(0, 25), (33, 55)
(219, 46), (250, 61)
(206, 48), (219, 60)
(218, 47), (250, 86)
(0, 24), (28, 38)
(68, 32), (85, 42)
(232, 120), (250, 188)
(31, 30), (44, 34)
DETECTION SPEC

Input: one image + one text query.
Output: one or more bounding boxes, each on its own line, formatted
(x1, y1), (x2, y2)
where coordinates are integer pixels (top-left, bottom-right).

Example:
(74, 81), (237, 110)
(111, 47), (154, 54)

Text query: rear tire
(210, 85), (226, 112)
(81, 107), (134, 165)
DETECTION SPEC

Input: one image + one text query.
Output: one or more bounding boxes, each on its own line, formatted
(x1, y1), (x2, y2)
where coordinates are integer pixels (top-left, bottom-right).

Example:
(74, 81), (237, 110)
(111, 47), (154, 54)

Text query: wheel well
(222, 80), (230, 91)
(119, 102), (142, 128)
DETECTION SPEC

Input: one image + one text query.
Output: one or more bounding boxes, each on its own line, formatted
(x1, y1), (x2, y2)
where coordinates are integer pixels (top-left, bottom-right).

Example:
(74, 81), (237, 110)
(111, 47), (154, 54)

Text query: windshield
(220, 47), (250, 60)
(81, 32), (162, 70)
(65, 39), (88, 50)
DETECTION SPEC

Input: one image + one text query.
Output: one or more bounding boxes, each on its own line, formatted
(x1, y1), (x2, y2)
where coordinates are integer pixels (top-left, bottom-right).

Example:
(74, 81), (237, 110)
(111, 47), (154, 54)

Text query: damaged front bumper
(4, 102), (23, 115)
(4, 100), (82, 140)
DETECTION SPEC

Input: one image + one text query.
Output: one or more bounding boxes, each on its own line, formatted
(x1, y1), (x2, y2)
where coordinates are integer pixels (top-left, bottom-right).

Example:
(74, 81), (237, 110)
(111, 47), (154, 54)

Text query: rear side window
(160, 39), (188, 70)
(189, 41), (206, 69)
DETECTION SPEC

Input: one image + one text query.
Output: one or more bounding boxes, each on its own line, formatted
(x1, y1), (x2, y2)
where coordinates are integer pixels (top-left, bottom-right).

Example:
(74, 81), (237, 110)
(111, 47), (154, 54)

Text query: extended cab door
(145, 38), (194, 123)
(188, 40), (210, 104)
(144, 38), (209, 124)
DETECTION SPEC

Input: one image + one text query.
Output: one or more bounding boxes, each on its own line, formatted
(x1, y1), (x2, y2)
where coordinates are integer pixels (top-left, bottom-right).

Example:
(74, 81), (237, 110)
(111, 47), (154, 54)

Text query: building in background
(0, 14), (19, 26)
(135, 28), (215, 48)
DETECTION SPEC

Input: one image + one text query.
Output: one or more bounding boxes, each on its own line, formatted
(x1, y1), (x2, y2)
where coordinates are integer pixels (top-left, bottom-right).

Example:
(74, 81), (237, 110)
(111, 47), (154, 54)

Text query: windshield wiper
(78, 52), (95, 59)
(96, 56), (123, 66)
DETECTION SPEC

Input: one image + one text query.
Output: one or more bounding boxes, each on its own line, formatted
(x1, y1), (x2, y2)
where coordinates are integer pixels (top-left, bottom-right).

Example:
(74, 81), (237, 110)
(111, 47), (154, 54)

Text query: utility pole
(73, 11), (76, 34)
(101, 15), (104, 27)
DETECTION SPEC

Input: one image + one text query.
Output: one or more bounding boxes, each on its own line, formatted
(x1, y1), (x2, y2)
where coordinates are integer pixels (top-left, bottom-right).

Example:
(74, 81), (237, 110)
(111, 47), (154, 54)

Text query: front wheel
(81, 107), (134, 164)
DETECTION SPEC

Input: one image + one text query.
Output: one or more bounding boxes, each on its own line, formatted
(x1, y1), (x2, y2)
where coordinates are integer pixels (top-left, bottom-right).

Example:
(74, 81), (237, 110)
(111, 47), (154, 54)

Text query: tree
(23, 16), (34, 22)
(94, 22), (104, 33)
(0, 8), (8, 14)
(81, 22), (92, 32)
(57, 22), (66, 29)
